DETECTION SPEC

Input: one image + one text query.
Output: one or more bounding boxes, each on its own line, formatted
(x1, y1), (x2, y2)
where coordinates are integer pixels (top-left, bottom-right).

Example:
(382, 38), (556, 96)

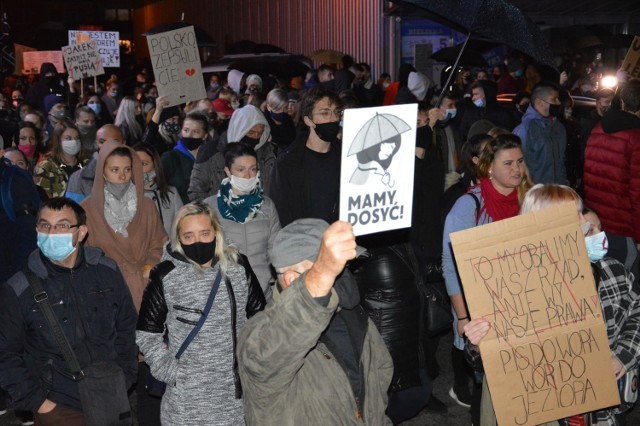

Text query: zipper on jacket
(173, 305), (203, 314)
(320, 349), (366, 423)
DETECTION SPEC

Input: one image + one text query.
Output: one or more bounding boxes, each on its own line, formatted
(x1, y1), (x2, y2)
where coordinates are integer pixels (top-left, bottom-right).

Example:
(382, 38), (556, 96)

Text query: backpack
(0, 160), (40, 222)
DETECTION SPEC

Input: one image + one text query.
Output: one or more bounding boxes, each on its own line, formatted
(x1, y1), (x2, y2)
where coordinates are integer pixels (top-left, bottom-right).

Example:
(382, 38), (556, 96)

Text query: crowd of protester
(0, 47), (638, 426)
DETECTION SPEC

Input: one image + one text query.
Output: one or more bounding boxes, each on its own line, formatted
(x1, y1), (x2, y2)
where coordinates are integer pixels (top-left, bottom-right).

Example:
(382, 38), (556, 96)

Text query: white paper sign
(62, 40), (104, 80)
(22, 51), (64, 75)
(339, 104), (417, 236)
(68, 31), (120, 67)
(146, 26), (206, 107)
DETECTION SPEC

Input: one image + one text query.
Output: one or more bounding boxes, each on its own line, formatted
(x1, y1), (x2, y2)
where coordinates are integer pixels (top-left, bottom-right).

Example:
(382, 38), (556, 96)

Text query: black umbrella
(142, 21), (217, 48)
(228, 55), (310, 78)
(431, 45), (489, 66)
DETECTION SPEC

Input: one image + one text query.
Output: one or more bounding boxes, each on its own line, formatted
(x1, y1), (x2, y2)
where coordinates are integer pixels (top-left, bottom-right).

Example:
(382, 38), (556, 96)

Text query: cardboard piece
(339, 104), (417, 236)
(62, 40), (104, 80)
(450, 202), (619, 426)
(146, 26), (206, 108)
(22, 51), (64, 75)
(68, 31), (120, 67)
(14, 44), (37, 75)
(620, 36), (640, 80)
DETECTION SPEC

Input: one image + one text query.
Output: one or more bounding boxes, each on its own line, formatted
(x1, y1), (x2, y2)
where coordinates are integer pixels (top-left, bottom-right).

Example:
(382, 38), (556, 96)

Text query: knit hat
(44, 94), (65, 114)
(408, 72), (430, 101)
(269, 218), (365, 269)
(159, 106), (180, 123)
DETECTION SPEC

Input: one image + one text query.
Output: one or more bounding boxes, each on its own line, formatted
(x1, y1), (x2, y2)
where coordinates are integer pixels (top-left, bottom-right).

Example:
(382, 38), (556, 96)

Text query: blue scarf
(174, 140), (194, 161)
(217, 178), (264, 224)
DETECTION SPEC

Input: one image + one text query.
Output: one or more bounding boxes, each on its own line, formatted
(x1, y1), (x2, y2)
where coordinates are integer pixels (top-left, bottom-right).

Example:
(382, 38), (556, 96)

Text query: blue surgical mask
(585, 231), (608, 262)
(473, 98), (486, 108)
(88, 103), (101, 115)
(445, 108), (457, 120)
(37, 232), (77, 261)
(514, 69), (523, 78)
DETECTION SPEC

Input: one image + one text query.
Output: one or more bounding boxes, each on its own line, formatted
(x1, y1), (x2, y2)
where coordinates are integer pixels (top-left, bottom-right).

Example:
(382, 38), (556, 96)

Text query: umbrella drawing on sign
(311, 49), (345, 64)
(348, 113), (411, 188)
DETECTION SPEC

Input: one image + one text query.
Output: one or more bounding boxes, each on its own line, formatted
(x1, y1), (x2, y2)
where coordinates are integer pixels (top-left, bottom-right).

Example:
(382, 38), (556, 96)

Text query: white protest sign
(22, 51), (64, 75)
(146, 26), (206, 107)
(339, 104), (417, 236)
(68, 31), (120, 67)
(62, 40), (104, 80)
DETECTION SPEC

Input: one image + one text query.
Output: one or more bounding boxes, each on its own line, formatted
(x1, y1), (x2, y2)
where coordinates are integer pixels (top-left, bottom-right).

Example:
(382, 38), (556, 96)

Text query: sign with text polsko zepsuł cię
(146, 26), (206, 108)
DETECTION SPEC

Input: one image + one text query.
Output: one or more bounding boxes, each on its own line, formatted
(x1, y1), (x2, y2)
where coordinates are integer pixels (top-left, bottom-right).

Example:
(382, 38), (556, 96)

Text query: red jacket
(584, 110), (640, 242)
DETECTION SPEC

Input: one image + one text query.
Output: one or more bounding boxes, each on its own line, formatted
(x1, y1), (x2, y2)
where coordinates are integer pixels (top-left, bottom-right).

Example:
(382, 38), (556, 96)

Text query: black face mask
(548, 103), (561, 118)
(241, 135), (260, 148)
(313, 121), (341, 142)
(44, 75), (58, 86)
(182, 137), (203, 151)
(182, 240), (216, 265)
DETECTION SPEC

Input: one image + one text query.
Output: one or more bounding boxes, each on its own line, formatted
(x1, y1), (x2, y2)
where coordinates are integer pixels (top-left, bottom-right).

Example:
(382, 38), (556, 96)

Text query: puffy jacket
(513, 105), (567, 184)
(238, 275), (393, 425)
(584, 109), (640, 242)
(0, 246), (138, 412)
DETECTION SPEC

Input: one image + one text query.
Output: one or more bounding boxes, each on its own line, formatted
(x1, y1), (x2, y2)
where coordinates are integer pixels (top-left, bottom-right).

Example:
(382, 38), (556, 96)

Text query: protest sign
(63, 40), (104, 80)
(22, 51), (64, 75)
(339, 104), (417, 236)
(146, 26), (206, 107)
(450, 202), (619, 426)
(68, 31), (120, 67)
(620, 36), (640, 79)
(14, 44), (36, 75)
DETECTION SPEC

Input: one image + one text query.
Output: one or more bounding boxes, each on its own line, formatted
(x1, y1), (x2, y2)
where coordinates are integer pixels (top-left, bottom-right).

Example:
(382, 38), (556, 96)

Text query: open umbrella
(228, 55), (310, 78)
(431, 46), (488, 67)
(348, 113), (411, 156)
(142, 21), (217, 47)
(311, 49), (345, 64)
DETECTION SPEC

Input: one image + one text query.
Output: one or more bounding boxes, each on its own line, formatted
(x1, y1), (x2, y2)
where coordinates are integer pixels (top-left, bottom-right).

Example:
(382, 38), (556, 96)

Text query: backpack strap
(468, 192), (481, 226)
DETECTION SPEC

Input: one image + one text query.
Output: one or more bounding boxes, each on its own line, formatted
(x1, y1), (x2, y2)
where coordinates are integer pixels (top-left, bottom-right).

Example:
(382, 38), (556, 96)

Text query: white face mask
(230, 172), (259, 194)
(585, 231), (608, 262)
(61, 139), (81, 156)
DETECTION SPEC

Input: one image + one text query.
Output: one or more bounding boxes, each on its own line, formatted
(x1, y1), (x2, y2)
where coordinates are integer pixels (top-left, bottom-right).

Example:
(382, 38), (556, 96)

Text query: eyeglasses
(37, 223), (81, 233)
(313, 109), (343, 120)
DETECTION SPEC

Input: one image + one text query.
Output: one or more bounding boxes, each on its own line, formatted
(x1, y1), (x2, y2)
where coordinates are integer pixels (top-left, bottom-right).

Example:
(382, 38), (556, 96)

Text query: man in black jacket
(0, 198), (138, 424)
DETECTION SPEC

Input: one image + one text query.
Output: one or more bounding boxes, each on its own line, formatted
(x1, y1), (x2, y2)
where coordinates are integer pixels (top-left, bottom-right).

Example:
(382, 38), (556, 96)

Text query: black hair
(184, 110), (210, 134)
(223, 142), (258, 169)
(458, 134), (492, 182)
(300, 87), (341, 120)
(132, 142), (172, 207)
(38, 197), (87, 225)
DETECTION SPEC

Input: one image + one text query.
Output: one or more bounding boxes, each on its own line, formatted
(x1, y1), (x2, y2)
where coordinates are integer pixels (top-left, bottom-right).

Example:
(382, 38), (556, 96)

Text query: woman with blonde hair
(442, 133), (532, 409)
(136, 201), (265, 425)
(115, 96), (144, 146)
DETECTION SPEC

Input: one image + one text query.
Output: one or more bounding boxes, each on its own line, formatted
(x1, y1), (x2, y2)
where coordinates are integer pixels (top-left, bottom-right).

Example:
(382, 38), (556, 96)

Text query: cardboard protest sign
(63, 40), (104, 80)
(339, 104), (417, 236)
(450, 202), (619, 426)
(146, 26), (206, 107)
(68, 31), (120, 67)
(22, 51), (64, 75)
(14, 44), (36, 75)
(620, 36), (640, 79)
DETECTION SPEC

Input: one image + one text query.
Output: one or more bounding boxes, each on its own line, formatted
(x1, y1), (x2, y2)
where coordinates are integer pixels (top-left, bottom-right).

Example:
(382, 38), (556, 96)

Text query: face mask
(44, 75), (58, 86)
(182, 240), (216, 265)
(181, 137), (204, 151)
(382, 82), (390, 89)
(19, 111), (28, 121)
(37, 232), (77, 261)
(12, 100), (23, 108)
(52, 109), (69, 121)
(547, 103), (561, 118)
(313, 121), (341, 142)
(514, 69), (524, 78)
(61, 139), (81, 156)
(162, 121), (181, 135)
(18, 144), (37, 159)
(581, 85), (593, 93)
(564, 109), (573, 120)
(445, 108), (457, 120)
(210, 83), (220, 90)
(270, 111), (287, 122)
(144, 170), (156, 186)
(105, 180), (131, 200)
(473, 98), (486, 108)
(88, 103), (101, 115)
(230, 173), (259, 193)
(241, 135), (260, 148)
(109, 91), (118, 98)
(585, 231), (608, 262)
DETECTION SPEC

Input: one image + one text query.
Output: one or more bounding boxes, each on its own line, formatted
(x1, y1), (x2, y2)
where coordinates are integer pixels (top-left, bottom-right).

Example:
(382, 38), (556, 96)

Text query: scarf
(104, 183), (137, 236)
(217, 177), (264, 224)
(480, 178), (519, 222)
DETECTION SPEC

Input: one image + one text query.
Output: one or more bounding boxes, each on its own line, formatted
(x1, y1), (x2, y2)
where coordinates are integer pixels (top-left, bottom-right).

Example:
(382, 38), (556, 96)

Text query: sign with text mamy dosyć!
(62, 40), (104, 81)
(450, 202), (619, 426)
(339, 103), (417, 236)
(146, 26), (206, 108)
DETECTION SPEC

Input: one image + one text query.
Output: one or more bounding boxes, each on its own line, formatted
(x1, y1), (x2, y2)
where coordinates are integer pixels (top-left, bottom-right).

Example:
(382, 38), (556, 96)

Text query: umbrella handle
(436, 32), (472, 108)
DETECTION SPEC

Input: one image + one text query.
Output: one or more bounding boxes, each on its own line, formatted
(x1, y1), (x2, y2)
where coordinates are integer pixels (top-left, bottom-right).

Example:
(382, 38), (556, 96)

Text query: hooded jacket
(81, 141), (168, 310)
(65, 152), (98, 203)
(459, 80), (515, 140)
(25, 63), (65, 114)
(584, 109), (640, 241)
(188, 105), (274, 201)
(227, 70), (246, 95)
(513, 104), (568, 185)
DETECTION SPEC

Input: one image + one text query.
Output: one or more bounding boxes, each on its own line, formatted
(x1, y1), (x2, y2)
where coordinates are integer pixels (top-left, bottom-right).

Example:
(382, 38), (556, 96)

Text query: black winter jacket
(0, 246), (138, 412)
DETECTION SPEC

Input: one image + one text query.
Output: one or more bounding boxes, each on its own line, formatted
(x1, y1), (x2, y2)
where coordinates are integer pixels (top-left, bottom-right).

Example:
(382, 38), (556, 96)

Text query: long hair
(132, 142), (172, 207)
(520, 183), (583, 215)
(114, 96), (143, 141)
(171, 202), (238, 276)
(477, 133), (533, 202)
(49, 121), (87, 164)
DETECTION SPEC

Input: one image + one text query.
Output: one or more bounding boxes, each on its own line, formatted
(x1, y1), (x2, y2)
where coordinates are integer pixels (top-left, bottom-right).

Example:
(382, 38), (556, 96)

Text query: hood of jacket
(226, 105), (271, 151)
(227, 69), (246, 94)
(601, 109), (640, 134)
(520, 103), (555, 126)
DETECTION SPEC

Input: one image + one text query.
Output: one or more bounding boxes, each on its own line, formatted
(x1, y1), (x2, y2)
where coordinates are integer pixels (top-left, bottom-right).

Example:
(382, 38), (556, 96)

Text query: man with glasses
(238, 218), (393, 424)
(514, 81), (568, 184)
(0, 197), (138, 425)
(268, 87), (343, 226)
